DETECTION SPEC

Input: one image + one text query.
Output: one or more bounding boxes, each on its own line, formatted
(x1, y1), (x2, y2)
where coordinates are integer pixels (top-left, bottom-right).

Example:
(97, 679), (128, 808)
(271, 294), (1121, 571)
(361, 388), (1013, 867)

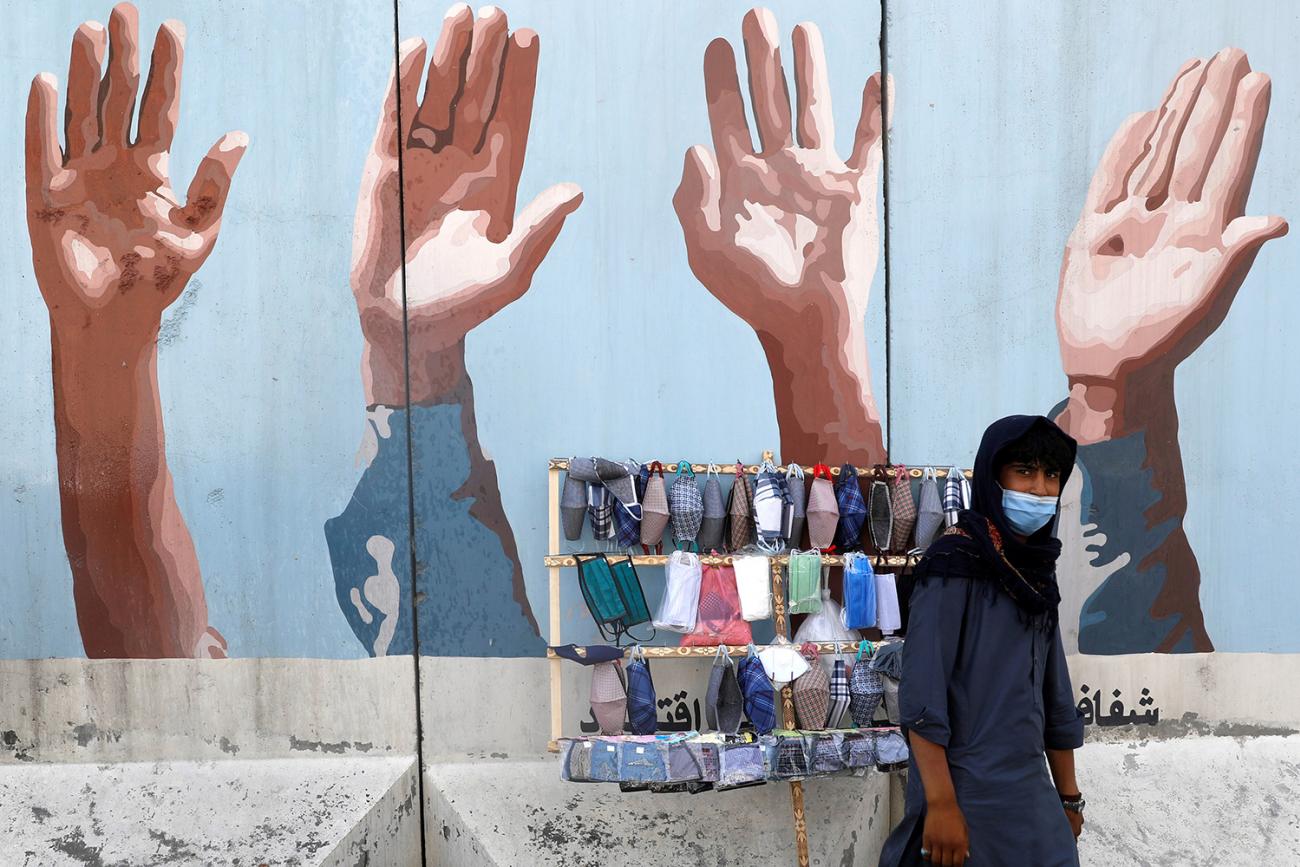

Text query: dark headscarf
(914, 415), (1078, 630)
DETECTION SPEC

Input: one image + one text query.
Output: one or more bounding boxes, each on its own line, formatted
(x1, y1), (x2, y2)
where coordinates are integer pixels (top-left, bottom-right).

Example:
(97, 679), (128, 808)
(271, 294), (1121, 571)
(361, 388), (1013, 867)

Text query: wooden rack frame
(545, 452), (973, 867)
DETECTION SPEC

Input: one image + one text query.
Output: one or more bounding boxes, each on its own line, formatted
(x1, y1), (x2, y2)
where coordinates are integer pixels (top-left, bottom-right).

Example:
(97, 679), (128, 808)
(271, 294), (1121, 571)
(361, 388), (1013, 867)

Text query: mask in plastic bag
(787, 550), (823, 615)
(681, 562), (752, 647)
(652, 550), (702, 633)
(733, 554), (772, 621)
(792, 589), (861, 644)
(841, 552), (877, 630)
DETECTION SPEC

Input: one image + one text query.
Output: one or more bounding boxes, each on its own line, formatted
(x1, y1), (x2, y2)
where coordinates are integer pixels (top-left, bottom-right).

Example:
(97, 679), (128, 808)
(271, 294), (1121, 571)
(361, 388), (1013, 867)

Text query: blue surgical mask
(1001, 487), (1058, 536)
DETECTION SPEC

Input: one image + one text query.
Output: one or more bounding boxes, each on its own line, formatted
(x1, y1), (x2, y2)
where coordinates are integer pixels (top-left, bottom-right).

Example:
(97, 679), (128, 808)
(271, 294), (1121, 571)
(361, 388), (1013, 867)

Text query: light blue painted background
(885, 0), (1300, 651)
(5, 0), (1294, 657)
(0, 1), (392, 657)
(0, 1), (883, 657)
(399, 0), (887, 650)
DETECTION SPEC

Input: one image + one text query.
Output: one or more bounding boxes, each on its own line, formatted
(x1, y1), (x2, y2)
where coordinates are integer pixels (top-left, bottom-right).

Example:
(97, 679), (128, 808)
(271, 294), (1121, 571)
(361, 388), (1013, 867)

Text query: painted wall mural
(5, 0), (1297, 661)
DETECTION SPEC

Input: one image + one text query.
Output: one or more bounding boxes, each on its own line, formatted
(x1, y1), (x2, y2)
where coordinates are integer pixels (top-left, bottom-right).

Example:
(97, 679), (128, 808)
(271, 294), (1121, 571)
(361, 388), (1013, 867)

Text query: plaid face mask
(827, 654), (851, 729)
(834, 464), (867, 551)
(792, 643), (830, 730)
(612, 459), (643, 550)
(752, 461), (789, 553)
(587, 484), (614, 541)
(891, 466), (917, 553)
(738, 644), (777, 734)
(725, 462), (754, 552)
(784, 463), (807, 548)
(669, 462), (703, 550)
(943, 465), (970, 527)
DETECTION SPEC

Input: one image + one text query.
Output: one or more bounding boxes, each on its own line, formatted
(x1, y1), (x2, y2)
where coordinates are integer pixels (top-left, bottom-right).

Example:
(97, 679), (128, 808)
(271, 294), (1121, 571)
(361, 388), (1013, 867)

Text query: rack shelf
(543, 552), (914, 568)
(546, 641), (887, 660)
(549, 457), (971, 479)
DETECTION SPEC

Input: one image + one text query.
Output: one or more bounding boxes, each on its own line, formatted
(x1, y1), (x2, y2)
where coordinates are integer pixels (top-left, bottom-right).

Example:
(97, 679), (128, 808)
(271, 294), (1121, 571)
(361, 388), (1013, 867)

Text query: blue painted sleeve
(1071, 433), (1194, 653)
(323, 409), (414, 657)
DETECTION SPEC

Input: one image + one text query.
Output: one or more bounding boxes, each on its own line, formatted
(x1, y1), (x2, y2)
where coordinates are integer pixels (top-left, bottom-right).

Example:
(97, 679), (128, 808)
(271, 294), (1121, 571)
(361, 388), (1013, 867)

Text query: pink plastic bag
(681, 563), (754, 647)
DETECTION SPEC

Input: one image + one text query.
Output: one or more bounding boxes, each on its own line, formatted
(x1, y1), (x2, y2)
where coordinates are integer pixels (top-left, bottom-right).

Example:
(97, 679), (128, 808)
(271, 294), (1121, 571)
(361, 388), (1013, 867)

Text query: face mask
(1001, 487), (1058, 536)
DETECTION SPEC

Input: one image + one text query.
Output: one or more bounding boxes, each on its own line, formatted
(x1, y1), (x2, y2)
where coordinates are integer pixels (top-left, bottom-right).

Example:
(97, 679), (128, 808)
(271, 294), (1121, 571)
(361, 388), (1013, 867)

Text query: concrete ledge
(0, 755), (418, 866)
(0, 657), (416, 763)
(425, 758), (893, 866)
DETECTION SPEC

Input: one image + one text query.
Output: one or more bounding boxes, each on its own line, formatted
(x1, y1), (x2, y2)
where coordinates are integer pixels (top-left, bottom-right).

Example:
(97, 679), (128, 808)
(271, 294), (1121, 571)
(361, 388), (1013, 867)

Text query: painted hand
(351, 5), (582, 406)
(1058, 48), (1287, 387)
(25, 3), (247, 346)
(673, 8), (889, 347)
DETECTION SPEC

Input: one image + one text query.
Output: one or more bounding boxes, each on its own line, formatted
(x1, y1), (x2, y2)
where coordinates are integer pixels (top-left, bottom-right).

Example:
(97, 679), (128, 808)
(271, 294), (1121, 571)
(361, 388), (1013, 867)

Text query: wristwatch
(1059, 793), (1086, 814)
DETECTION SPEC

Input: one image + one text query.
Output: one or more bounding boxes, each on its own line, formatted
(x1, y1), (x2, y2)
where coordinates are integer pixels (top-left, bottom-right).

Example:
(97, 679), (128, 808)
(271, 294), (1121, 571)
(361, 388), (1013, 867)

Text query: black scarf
(914, 415), (1077, 630)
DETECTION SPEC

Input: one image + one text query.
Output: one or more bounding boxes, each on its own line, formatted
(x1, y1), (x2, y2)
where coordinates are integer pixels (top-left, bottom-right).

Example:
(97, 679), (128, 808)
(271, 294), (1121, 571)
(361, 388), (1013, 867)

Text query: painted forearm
(757, 316), (885, 465)
(1055, 374), (1212, 653)
(49, 323), (213, 658)
(329, 341), (543, 657)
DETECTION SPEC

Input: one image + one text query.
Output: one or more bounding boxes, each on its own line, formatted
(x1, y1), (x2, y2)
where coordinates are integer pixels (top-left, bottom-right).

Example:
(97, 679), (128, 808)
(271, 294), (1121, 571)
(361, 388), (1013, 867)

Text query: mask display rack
(545, 450), (974, 867)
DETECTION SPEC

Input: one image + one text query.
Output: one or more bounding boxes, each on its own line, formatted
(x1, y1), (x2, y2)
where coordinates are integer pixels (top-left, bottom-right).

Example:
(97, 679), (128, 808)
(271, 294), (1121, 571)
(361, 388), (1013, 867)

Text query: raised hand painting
(674, 7), (890, 467)
(676, 12), (1284, 655)
(24, 3), (243, 658)
(326, 4), (578, 657)
(1054, 48), (1287, 654)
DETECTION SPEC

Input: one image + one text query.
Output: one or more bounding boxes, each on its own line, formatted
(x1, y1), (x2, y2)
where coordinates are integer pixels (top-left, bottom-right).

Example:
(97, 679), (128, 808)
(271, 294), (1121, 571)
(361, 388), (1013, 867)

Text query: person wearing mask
(879, 415), (1086, 866)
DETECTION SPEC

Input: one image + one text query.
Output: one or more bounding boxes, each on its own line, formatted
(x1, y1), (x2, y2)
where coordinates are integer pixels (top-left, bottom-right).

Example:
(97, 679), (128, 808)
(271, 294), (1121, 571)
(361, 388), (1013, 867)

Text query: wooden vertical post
(769, 500), (811, 867)
(548, 464), (563, 752)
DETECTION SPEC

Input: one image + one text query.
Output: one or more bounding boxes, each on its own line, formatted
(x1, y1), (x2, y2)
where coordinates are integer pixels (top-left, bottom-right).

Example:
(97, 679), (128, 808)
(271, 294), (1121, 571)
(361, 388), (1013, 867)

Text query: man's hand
(921, 798), (970, 866)
(1057, 48), (1286, 443)
(351, 4), (582, 407)
(1064, 807), (1084, 840)
(26, 3), (246, 346)
(673, 7), (890, 464)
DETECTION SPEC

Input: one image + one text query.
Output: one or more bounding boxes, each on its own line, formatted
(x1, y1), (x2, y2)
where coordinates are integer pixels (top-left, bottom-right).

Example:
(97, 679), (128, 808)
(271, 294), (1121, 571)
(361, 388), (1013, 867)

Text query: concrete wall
(6, 0), (1300, 864)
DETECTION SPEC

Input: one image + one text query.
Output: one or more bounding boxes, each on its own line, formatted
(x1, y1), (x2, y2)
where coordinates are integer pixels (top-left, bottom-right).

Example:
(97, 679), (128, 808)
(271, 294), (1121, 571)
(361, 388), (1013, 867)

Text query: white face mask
(758, 644), (810, 684)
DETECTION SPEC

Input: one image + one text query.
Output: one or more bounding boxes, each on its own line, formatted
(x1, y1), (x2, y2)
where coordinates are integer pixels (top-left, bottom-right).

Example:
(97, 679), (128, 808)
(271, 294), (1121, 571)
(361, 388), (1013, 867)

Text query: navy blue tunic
(878, 573), (1085, 866)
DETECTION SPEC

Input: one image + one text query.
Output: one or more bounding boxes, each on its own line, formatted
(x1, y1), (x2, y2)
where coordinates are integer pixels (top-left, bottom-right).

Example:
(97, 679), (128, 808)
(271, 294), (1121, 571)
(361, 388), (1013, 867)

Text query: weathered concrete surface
(1067, 653), (1300, 730)
(1, 658), (416, 764)
(0, 755), (418, 866)
(424, 757), (892, 866)
(1076, 734), (1300, 866)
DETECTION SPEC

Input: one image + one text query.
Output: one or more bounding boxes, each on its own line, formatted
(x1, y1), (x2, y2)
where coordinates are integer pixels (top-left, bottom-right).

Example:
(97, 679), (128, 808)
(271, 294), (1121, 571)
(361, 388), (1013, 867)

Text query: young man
(879, 415), (1086, 866)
